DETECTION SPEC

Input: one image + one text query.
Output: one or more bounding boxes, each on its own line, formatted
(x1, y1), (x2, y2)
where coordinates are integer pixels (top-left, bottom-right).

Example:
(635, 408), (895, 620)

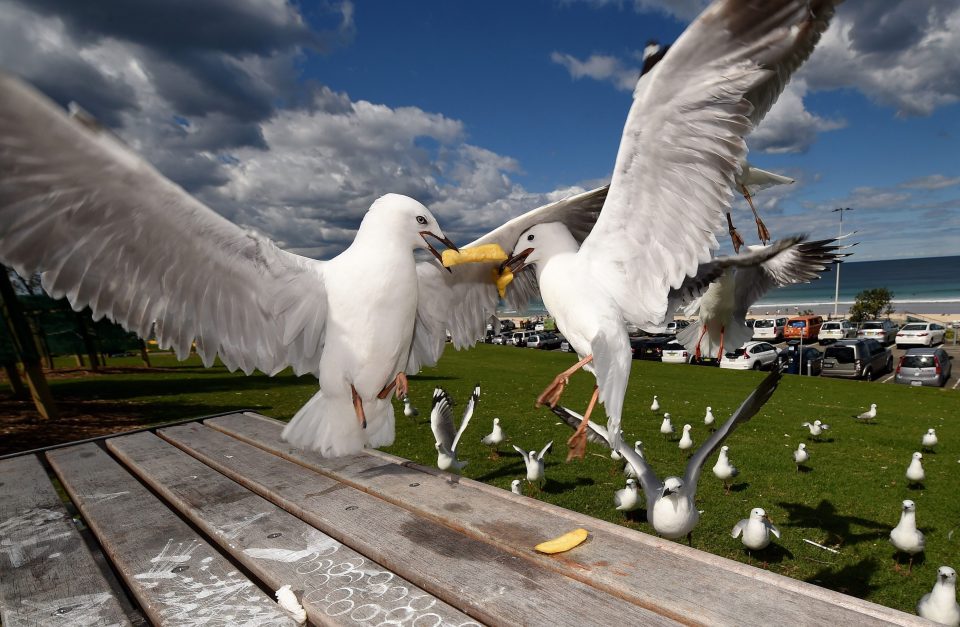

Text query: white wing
(512, 444), (531, 464)
(537, 440), (554, 461)
(410, 186), (607, 355)
(731, 519), (747, 539)
(430, 388), (456, 450)
(451, 384), (480, 453)
(0, 73), (327, 376)
(578, 0), (834, 327)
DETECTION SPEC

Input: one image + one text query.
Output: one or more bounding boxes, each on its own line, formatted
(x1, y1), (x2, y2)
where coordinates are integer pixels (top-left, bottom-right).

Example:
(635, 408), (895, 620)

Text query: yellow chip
(441, 243), (508, 268)
(534, 528), (589, 554)
(492, 267), (514, 298)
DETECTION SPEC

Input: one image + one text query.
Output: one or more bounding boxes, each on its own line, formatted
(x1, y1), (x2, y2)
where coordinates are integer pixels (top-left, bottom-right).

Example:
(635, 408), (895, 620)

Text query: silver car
(821, 338), (893, 380)
(894, 347), (953, 387)
(857, 320), (898, 344)
(819, 320), (857, 343)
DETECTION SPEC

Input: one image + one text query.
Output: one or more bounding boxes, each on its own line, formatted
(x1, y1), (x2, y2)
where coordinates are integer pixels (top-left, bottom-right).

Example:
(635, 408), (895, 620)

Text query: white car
(819, 320), (857, 343)
(857, 320), (898, 344)
(661, 342), (691, 364)
(720, 341), (780, 371)
(752, 317), (787, 341)
(896, 322), (947, 348)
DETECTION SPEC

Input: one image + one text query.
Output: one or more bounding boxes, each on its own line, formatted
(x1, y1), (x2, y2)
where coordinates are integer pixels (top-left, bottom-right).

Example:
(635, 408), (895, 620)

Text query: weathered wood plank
(159, 422), (675, 627)
(0, 454), (132, 627)
(107, 431), (477, 627)
(206, 412), (925, 627)
(45, 443), (296, 626)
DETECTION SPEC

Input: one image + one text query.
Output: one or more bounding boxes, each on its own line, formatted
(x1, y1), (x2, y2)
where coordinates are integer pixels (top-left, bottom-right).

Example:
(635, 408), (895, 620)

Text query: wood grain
(106, 430), (476, 627)
(205, 412), (925, 627)
(0, 454), (131, 626)
(45, 443), (296, 626)
(158, 421), (674, 626)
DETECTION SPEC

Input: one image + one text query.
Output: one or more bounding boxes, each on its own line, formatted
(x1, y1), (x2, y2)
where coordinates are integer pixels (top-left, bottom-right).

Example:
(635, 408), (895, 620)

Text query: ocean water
(499, 255), (960, 316)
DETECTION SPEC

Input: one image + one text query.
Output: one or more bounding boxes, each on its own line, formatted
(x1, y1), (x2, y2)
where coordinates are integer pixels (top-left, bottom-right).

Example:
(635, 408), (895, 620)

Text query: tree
(849, 288), (894, 322)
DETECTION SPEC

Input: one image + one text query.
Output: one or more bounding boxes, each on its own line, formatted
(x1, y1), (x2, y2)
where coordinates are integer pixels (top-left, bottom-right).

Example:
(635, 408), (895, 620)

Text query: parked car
(857, 320), (898, 344)
(528, 332), (562, 350)
(783, 315), (824, 341)
(511, 330), (534, 347)
(719, 341), (779, 371)
(818, 320), (857, 343)
(820, 338), (892, 380)
(778, 340), (824, 375)
(894, 347), (953, 387)
(895, 322), (947, 348)
(661, 342), (691, 364)
(665, 320), (690, 335)
(630, 336), (671, 361)
(500, 319), (516, 332)
(752, 317), (788, 341)
(559, 339), (577, 353)
(491, 333), (510, 345)
(534, 322), (546, 332)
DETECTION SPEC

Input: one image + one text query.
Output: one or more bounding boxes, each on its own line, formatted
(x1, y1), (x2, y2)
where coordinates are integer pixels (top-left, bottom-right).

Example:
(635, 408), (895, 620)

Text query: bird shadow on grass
(795, 464), (813, 473)
(742, 543), (794, 566)
(542, 476), (595, 494)
(907, 482), (925, 491)
(806, 557), (880, 598)
(409, 375), (458, 383)
(891, 550), (927, 572)
(473, 456), (526, 482)
(808, 437), (835, 444)
(728, 481), (750, 493)
(777, 499), (890, 548)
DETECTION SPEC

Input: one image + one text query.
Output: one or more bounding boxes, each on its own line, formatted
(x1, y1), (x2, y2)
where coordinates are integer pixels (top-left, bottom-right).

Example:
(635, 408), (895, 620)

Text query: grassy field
(22, 346), (960, 614)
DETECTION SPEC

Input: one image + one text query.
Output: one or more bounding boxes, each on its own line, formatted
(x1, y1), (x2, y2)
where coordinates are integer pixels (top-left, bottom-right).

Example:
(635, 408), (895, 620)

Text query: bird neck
(932, 579), (955, 602)
(899, 510), (917, 529)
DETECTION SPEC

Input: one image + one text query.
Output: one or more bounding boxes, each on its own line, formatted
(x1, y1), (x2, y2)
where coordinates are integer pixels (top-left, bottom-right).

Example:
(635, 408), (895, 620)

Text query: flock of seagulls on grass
(0, 0), (955, 620)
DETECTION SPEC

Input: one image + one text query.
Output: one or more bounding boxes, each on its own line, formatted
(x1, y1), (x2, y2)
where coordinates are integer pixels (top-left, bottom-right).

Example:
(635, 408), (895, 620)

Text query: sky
(1, 0), (958, 262)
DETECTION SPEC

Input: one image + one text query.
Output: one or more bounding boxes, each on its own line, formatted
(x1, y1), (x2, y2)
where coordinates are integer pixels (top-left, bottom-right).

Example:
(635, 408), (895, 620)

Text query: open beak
(661, 487), (674, 497)
(420, 231), (459, 273)
(500, 247), (533, 274)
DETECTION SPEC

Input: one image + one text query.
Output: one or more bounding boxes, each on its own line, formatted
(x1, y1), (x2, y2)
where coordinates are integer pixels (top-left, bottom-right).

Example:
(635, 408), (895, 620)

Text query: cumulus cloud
(550, 52), (640, 91)
(561, 0), (706, 22)
(748, 81), (846, 154)
(900, 174), (960, 190)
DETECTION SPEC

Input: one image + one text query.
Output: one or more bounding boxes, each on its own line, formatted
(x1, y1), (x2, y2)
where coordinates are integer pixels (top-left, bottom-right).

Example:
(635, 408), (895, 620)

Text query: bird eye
(527, 234), (535, 241)
(416, 216), (427, 225)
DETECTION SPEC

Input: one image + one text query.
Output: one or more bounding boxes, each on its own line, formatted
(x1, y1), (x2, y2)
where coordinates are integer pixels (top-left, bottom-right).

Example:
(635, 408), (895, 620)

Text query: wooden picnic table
(0, 411), (931, 626)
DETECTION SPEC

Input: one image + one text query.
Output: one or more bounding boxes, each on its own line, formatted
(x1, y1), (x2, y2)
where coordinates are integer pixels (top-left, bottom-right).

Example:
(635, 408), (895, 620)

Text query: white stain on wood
(0, 507), (71, 568)
(84, 491), (130, 502)
(5, 592), (119, 627)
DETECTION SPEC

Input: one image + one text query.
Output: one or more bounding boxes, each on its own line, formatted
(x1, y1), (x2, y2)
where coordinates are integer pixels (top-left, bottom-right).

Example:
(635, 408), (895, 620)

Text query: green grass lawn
(36, 346), (960, 613)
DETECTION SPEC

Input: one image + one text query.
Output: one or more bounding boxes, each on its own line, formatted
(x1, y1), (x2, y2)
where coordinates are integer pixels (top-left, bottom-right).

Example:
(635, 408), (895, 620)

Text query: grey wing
(430, 388), (456, 450)
(618, 440), (661, 506)
(768, 522), (781, 539)
(684, 370), (782, 488)
(537, 440), (553, 461)
(549, 405), (610, 445)
(452, 384), (480, 452)
(731, 519), (747, 539)
(0, 73), (328, 377)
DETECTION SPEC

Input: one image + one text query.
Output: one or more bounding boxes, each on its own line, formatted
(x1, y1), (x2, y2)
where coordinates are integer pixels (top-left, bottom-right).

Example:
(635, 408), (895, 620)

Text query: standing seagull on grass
(498, 0), (840, 458)
(712, 445), (739, 494)
(793, 443), (810, 471)
(430, 386), (479, 473)
(556, 370), (781, 542)
(890, 500), (925, 574)
(855, 403), (878, 423)
(922, 429), (938, 452)
(801, 420), (830, 441)
(514, 441), (554, 490)
(731, 507), (781, 560)
(917, 567), (959, 626)
(481, 418), (506, 458)
(906, 452), (925, 486)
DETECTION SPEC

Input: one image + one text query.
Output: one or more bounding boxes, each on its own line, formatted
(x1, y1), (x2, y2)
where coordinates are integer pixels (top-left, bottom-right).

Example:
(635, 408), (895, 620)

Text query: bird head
(683, 424), (692, 432)
(939, 566), (957, 583)
(902, 499), (916, 512)
(927, 428), (936, 435)
(367, 194), (458, 266)
(661, 476), (683, 497)
(750, 507), (767, 520)
(626, 478), (637, 488)
(798, 443), (806, 450)
(913, 452), (923, 460)
(814, 420), (822, 426)
(721, 445), (729, 452)
(501, 222), (579, 274)
(493, 417), (500, 425)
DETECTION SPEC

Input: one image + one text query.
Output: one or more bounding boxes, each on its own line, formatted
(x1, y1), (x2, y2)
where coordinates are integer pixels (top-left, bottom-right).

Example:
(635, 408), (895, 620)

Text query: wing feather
(0, 73), (328, 377)
(452, 384), (480, 452)
(430, 388), (456, 450)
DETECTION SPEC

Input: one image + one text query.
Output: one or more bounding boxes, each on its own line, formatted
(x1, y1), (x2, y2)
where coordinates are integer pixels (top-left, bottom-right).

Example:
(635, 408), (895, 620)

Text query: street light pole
(832, 207), (852, 317)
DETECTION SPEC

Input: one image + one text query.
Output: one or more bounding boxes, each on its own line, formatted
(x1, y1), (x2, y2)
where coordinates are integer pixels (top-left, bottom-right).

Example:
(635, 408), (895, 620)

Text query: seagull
(679, 424), (694, 451)
(402, 395), (419, 420)
(513, 441), (553, 489)
(0, 74), (472, 459)
(906, 452), (925, 485)
(854, 403), (878, 423)
(704, 406), (716, 429)
(430, 386), (479, 473)
(510, 479), (522, 495)
(922, 428), (938, 452)
(481, 417), (505, 458)
(801, 419), (830, 441)
(732, 160), (796, 250)
(660, 414), (675, 439)
(712, 445), (739, 494)
(731, 507), (781, 559)
(890, 500), (925, 574)
(651, 395), (661, 412)
(498, 0), (840, 458)
(614, 478), (642, 512)
(677, 240), (849, 361)
(603, 370), (782, 541)
(917, 567), (959, 626)
(793, 443), (809, 471)
(624, 441), (645, 479)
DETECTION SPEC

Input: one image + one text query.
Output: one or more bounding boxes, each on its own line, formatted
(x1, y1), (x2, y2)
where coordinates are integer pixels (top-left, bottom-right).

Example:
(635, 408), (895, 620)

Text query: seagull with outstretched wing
(499, 0), (840, 459)
(430, 385), (479, 472)
(512, 441), (553, 489)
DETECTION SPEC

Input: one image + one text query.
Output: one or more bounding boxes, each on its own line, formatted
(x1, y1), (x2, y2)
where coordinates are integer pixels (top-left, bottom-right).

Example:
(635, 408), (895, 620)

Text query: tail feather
(281, 389), (395, 457)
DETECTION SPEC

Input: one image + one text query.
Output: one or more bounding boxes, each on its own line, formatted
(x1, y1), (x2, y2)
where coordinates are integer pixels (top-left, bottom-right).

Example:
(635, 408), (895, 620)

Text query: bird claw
(756, 219), (771, 244)
(566, 428), (587, 462)
(536, 376), (568, 408)
(729, 228), (745, 254)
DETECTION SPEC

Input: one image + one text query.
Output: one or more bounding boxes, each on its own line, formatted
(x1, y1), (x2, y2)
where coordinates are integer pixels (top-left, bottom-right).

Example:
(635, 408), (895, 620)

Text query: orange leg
(567, 386), (600, 462)
(742, 185), (770, 244)
(726, 212), (744, 254)
(694, 325), (707, 361)
(536, 354), (594, 408)
(377, 372), (409, 400)
(715, 325), (726, 361)
(351, 385), (366, 429)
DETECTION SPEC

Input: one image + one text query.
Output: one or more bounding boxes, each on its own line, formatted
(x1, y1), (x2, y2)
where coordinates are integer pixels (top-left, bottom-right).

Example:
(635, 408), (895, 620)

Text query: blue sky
(1, 0), (958, 261)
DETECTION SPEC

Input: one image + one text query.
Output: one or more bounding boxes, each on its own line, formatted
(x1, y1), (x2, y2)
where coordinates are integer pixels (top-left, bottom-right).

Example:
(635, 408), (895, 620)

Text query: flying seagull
(917, 567), (959, 625)
(677, 240), (850, 361)
(430, 385), (479, 473)
(557, 370), (782, 541)
(499, 0), (840, 458)
(0, 72), (612, 459)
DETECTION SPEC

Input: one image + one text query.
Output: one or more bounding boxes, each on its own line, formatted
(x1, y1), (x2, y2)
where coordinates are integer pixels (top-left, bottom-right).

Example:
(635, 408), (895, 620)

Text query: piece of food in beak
(491, 267), (514, 298)
(441, 243), (509, 268)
